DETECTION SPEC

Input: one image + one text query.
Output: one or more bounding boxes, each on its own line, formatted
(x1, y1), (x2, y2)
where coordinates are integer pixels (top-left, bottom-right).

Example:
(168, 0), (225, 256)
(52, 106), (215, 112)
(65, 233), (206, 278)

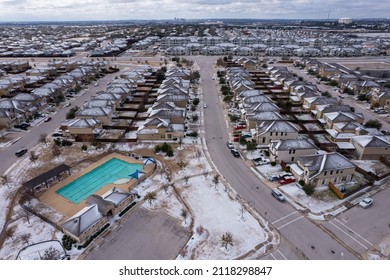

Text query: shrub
(298, 180), (305, 186)
(155, 145), (161, 153)
(81, 144), (88, 151)
(187, 131), (198, 137)
(160, 142), (170, 153)
(303, 184), (315, 196)
(283, 166), (291, 172)
(270, 162), (276, 166)
(246, 141), (257, 151)
(166, 148), (174, 157)
(264, 150), (270, 157)
(192, 98), (200, 106)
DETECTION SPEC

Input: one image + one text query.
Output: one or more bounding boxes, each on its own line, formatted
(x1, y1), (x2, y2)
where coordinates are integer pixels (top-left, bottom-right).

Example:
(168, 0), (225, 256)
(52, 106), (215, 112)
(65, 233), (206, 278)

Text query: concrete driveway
(86, 207), (191, 260)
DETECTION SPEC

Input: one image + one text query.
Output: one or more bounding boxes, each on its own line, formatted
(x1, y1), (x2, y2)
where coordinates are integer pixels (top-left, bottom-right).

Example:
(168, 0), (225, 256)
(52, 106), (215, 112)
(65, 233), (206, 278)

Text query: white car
(359, 197), (373, 208)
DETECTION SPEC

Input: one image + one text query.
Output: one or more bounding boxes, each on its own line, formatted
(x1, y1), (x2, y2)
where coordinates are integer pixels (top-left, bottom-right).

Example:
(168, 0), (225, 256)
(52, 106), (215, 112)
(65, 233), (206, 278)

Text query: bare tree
(1, 174), (9, 188)
(29, 151), (39, 165)
(5, 227), (15, 241)
(212, 174), (220, 189)
(41, 246), (61, 260)
(220, 232), (233, 251)
(52, 144), (61, 158)
(21, 233), (31, 245)
(181, 209), (188, 224)
(163, 184), (169, 195)
(20, 209), (32, 224)
(196, 225), (204, 235)
(183, 175), (189, 185)
(178, 137), (183, 149)
(39, 133), (48, 147)
(144, 191), (157, 206)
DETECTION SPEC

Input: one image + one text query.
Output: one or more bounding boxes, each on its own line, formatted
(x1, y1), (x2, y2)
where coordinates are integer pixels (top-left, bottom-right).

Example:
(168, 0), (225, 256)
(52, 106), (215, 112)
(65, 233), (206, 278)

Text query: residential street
(194, 56), (358, 260)
(0, 70), (123, 175)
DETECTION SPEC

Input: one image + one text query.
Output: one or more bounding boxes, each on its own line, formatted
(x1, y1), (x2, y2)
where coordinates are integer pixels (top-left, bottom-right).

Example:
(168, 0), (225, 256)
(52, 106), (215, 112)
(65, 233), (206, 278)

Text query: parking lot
(85, 207), (191, 260)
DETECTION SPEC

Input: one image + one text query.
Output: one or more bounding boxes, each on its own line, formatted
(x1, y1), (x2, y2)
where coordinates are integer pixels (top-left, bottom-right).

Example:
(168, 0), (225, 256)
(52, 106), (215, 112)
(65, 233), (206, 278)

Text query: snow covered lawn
(280, 183), (344, 214)
(178, 176), (267, 259)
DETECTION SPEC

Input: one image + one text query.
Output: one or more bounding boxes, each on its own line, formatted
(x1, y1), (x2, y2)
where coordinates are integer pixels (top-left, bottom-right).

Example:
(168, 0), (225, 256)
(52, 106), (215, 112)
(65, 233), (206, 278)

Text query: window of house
(291, 157), (294, 162)
(293, 150), (296, 154)
(270, 132), (272, 136)
(330, 171), (333, 175)
(289, 150), (292, 154)
(276, 132), (278, 136)
(336, 170), (339, 174)
(324, 171), (327, 176)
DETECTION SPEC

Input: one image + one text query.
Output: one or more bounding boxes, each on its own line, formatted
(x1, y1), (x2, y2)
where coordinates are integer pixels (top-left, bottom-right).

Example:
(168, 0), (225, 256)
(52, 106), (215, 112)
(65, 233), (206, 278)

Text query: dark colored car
(231, 148), (240, 157)
(15, 148), (28, 157)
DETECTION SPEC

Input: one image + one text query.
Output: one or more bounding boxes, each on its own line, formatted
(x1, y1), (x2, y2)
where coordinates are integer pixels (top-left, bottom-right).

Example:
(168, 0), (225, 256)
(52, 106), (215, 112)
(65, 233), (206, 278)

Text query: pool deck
(39, 153), (155, 222)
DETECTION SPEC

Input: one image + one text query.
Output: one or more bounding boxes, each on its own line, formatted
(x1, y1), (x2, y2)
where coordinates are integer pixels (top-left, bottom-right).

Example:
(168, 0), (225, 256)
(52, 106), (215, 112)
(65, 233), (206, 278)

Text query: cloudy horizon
(0, 0), (389, 22)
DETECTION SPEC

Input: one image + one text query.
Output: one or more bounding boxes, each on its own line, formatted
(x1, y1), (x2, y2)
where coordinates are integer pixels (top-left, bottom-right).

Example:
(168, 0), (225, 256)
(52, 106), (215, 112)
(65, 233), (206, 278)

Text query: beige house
(323, 112), (364, 129)
(371, 90), (390, 108)
(61, 204), (108, 243)
(75, 107), (113, 125)
(65, 118), (103, 142)
(256, 121), (299, 145)
(351, 135), (390, 160)
(291, 152), (356, 187)
(137, 117), (184, 141)
(269, 138), (318, 163)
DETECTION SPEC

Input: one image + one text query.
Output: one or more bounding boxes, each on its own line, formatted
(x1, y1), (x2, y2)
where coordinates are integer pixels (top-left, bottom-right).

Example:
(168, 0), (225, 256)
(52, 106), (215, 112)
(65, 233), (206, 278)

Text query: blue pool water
(56, 157), (143, 204)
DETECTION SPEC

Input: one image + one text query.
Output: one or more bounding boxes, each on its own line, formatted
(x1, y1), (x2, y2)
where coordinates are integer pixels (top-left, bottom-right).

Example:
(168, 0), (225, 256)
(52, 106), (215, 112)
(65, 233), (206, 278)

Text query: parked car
(15, 148), (28, 157)
(52, 132), (63, 137)
(14, 122), (30, 130)
(253, 157), (270, 166)
(359, 197), (373, 208)
(272, 189), (285, 202)
(44, 117), (52, 122)
(203, 103), (207, 108)
(226, 140), (235, 149)
(234, 124), (247, 130)
(268, 175), (280, 181)
(278, 176), (295, 185)
(231, 148), (240, 157)
(233, 136), (240, 142)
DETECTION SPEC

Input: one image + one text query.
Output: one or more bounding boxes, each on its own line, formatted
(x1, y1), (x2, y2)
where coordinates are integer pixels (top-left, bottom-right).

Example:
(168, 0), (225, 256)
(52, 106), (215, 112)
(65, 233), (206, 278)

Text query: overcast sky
(0, 0), (388, 22)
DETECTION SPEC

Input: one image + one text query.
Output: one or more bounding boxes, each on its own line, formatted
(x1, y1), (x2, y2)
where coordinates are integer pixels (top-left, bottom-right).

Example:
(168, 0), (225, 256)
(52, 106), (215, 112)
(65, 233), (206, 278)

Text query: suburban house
(256, 120), (299, 144)
(323, 112), (364, 129)
(291, 152), (356, 187)
(246, 111), (284, 129)
(137, 117), (184, 140)
(269, 138), (318, 163)
(351, 135), (390, 160)
(370, 90), (390, 108)
(75, 107), (114, 125)
(63, 118), (103, 142)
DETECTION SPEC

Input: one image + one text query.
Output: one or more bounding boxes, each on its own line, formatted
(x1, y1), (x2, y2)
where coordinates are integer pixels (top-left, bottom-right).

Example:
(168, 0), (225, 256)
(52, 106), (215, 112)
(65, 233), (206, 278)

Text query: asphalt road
(194, 56), (358, 260)
(0, 70), (122, 175)
(323, 187), (390, 255)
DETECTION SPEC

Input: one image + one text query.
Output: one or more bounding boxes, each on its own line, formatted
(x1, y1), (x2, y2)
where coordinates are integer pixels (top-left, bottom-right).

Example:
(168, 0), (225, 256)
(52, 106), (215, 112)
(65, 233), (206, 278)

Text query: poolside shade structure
(23, 164), (71, 193)
(128, 170), (145, 180)
(143, 157), (156, 165)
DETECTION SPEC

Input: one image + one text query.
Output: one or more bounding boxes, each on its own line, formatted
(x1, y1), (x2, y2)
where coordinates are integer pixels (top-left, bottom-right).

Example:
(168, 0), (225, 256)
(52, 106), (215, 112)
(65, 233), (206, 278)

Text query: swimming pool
(56, 157), (143, 204)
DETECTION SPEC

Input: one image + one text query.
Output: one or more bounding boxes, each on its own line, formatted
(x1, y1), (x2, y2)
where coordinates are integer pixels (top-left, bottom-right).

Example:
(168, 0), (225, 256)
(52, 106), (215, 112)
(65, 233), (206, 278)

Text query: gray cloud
(0, 0), (389, 21)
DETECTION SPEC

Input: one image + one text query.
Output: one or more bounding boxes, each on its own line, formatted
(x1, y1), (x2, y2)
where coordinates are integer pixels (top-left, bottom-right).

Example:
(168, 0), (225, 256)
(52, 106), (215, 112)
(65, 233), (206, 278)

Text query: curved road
(195, 56), (358, 260)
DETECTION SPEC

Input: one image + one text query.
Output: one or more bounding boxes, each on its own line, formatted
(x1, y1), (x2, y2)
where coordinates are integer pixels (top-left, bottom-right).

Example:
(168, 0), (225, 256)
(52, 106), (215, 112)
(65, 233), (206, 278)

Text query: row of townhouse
(0, 61), (109, 129)
(61, 67), (153, 141)
(226, 60), (389, 187)
(136, 67), (191, 141)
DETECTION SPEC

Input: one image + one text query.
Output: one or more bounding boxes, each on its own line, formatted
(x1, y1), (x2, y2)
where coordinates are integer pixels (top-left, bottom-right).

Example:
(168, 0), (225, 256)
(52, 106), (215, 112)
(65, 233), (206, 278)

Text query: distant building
(338, 17), (352, 24)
